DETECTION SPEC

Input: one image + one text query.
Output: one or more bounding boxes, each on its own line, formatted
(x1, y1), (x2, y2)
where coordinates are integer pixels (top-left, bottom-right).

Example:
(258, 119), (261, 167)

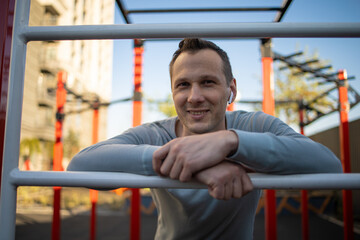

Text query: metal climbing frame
(1, 1), (360, 239)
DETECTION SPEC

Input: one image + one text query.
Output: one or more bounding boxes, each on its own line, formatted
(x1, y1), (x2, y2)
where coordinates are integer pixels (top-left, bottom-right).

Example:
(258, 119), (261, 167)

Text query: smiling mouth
(189, 110), (208, 115)
(187, 110), (210, 118)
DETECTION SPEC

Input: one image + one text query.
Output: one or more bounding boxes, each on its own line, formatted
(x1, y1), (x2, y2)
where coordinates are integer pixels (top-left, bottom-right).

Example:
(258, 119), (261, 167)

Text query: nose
(188, 85), (205, 103)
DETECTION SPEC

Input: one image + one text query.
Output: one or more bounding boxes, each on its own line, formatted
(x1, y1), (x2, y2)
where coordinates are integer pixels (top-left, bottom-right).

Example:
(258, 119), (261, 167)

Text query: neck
(175, 119), (183, 137)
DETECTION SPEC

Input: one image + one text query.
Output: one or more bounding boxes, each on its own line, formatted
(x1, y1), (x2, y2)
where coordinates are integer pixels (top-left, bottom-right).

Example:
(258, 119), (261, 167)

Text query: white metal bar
(0, 1), (30, 239)
(21, 22), (360, 41)
(9, 169), (360, 190)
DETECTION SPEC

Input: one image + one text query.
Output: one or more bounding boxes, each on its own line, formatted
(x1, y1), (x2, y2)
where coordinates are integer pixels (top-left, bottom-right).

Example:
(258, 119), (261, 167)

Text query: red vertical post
(337, 69), (353, 240)
(90, 101), (100, 240)
(299, 101), (309, 240)
(52, 71), (67, 240)
(0, 0), (15, 196)
(24, 158), (31, 171)
(131, 39), (144, 240)
(261, 39), (277, 240)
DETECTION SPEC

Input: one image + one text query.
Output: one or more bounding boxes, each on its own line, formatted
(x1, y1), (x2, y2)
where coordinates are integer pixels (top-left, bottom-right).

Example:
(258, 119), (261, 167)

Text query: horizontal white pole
(20, 22), (360, 41)
(10, 169), (360, 190)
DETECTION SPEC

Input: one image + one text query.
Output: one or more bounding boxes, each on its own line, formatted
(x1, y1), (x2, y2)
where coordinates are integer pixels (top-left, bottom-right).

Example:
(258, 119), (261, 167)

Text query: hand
(152, 130), (238, 182)
(194, 162), (253, 200)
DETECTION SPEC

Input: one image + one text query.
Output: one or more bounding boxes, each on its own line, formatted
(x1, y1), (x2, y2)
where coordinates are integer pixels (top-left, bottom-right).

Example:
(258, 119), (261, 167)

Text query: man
(68, 38), (342, 239)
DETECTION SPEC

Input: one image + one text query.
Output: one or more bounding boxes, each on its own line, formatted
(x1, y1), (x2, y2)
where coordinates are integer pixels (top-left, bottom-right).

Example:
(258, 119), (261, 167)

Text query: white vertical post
(0, 0), (31, 239)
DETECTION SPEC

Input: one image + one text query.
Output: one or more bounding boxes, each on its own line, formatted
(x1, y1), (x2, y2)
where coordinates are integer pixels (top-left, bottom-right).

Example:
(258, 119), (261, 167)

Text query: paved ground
(15, 209), (360, 240)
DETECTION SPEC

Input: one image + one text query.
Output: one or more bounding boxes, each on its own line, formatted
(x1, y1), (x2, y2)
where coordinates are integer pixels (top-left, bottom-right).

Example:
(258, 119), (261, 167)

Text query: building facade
(21, 0), (114, 170)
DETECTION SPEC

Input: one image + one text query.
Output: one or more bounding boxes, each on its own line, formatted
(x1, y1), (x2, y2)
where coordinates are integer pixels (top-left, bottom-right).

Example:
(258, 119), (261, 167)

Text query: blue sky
(107, 0), (360, 138)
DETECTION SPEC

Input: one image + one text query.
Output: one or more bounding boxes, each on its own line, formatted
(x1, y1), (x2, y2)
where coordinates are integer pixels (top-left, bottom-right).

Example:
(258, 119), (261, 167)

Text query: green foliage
(17, 187), (128, 211)
(44, 140), (54, 160)
(153, 94), (177, 118)
(62, 189), (91, 210)
(17, 187), (91, 210)
(63, 129), (80, 159)
(17, 187), (53, 207)
(20, 138), (41, 157)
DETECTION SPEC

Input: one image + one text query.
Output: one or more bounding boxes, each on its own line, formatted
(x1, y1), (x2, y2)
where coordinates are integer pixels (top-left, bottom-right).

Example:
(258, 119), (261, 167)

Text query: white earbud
(228, 91), (233, 105)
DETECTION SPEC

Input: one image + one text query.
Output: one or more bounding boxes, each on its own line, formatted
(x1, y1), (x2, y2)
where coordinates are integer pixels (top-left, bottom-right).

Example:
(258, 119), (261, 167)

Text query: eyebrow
(199, 74), (219, 80)
(175, 74), (218, 82)
(173, 74), (220, 87)
(173, 77), (188, 85)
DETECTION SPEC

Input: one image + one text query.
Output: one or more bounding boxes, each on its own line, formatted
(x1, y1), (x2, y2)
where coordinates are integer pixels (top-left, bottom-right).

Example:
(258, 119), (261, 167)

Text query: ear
(228, 78), (237, 104)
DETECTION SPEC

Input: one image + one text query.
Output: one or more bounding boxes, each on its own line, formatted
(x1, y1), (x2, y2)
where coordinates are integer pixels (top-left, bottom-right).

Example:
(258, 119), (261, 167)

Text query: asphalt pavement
(15, 209), (360, 240)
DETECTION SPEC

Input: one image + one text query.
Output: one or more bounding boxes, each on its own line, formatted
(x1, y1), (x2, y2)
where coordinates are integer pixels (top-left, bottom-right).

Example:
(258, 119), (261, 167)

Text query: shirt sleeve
(67, 128), (160, 176)
(228, 112), (343, 174)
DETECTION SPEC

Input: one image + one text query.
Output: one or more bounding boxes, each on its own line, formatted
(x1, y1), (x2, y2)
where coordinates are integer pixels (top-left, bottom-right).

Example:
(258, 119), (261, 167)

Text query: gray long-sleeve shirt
(68, 111), (342, 239)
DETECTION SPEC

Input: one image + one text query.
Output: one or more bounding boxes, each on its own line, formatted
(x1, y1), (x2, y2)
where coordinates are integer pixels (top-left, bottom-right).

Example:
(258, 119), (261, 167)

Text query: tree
(150, 94), (177, 118)
(20, 138), (41, 159)
(274, 48), (335, 126)
(63, 129), (80, 159)
(20, 138), (41, 170)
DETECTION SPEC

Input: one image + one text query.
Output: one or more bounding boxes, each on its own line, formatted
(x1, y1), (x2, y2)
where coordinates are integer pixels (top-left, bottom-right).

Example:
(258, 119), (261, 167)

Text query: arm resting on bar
(10, 169), (360, 190)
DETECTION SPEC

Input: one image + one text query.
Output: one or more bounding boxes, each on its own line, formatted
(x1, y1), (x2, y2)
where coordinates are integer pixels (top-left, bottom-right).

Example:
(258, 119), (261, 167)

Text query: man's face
(171, 49), (235, 137)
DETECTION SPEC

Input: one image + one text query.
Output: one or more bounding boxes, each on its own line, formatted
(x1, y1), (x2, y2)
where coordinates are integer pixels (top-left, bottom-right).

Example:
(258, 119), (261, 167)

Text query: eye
(176, 82), (190, 88)
(203, 80), (215, 86)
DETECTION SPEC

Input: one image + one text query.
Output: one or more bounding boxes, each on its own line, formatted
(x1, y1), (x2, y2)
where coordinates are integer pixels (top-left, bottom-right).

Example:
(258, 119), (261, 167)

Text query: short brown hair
(169, 38), (234, 85)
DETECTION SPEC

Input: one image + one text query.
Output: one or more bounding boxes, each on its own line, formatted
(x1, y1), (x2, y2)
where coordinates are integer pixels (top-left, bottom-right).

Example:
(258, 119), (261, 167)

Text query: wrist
(225, 130), (238, 157)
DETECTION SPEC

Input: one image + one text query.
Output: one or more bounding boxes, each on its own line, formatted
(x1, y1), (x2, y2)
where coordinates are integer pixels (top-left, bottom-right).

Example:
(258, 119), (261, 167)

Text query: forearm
(228, 129), (343, 174)
(67, 141), (160, 176)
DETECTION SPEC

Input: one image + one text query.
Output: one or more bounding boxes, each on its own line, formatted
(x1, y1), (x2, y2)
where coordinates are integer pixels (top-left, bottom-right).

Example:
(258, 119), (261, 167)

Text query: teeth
(190, 111), (206, 115)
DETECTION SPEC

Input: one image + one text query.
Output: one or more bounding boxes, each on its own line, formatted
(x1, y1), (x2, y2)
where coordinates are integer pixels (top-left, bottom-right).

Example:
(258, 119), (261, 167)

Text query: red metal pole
(24, 158), (31, 171)
(90, 102), (100, 240)
(130, 39), (144, 240)
(261, 39), (277, 240)
(0, 0), (15, 197)
(337, 69), (354, 240)
(262, 58), (275, 115)
(299, 101), (309, 240)
(52, 71), (67, 240)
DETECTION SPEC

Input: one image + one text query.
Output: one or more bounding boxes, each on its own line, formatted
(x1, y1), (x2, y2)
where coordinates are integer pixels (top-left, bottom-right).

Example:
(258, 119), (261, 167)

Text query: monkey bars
(20, 22), (360, 41)
(1, 1), (360, 240)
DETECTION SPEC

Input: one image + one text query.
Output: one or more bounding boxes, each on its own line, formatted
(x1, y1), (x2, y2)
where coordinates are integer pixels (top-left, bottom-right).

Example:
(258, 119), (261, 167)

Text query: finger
(169, 159), (183, 180)
(241, 173), (254, 196)
(232, 176), (243, 199)
(209, 185), (224, 200)
(208, 187), (215, 199)
(179, 168), (192, 182)
(152, 144), (170, 174)
(224, 183), (232, 200)
(160, 151), (177, 176)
